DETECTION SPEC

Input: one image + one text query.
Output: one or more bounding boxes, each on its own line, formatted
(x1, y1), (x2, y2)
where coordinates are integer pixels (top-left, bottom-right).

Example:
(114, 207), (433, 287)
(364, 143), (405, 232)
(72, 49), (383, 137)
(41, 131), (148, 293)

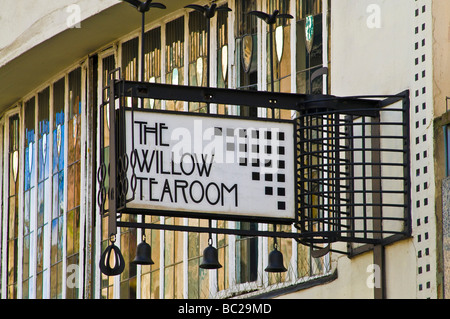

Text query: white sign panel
(125, 110), (296, 221)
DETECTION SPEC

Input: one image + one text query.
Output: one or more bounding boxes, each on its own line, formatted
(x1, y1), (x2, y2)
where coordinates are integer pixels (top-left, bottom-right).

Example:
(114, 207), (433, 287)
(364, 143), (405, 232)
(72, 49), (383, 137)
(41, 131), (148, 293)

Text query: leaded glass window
(164, 217), (184, 299)
(7, 114), (20, 299)
(122, 37), (139, 108)
(216, 4), (230, 115)
(23, 98), (36, 299)
(295, 0), (328, 279)
(67, 68), (82, 299)
(235, 0), (258, 117)
(187, 219), (209, 299)
(188, 10), (208, 113)
(234, 0), (259, 284)
(143, 27), (162, 109)
(296, 0), (323, 94)
(141, 216), (161, 299)
(51, 78), (65, 299)
(119, 216), (137, 299)
(37, 86), (50, 299)
(119, 42), (138, 299)
(165, 17), (185, 111)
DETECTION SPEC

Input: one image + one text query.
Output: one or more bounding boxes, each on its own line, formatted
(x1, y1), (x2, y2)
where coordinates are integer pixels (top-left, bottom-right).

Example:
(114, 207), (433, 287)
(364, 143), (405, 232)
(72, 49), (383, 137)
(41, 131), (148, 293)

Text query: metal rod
(115, 80), (381, 115)
(206, 16), (211, 113)
(269, 23), (275, 118)
(141, 11), (145, 83)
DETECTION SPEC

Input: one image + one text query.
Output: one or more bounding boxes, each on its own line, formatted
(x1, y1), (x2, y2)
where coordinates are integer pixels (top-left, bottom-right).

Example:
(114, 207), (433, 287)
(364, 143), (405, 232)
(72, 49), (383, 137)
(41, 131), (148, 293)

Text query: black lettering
(171, 152), (182, 175)
(160, 151), (170, 174)
(159, 123), (169, 146)
(221, 184), (238, 207)
(149, 178), (159, 201)
(194, 153), (214, 177)
(136, 176), (146, 200)
(136, 149), (157, 173)
(180, 153), (195, 176)
(160, 179), (174, 202)
(134, 121), (147, 145)
(155, 150), (159, 173)
(174, 180), (189, 203)
(205, 182), (220, 205)
(145, 122), (158, 145)
(189, 180), (204, 203)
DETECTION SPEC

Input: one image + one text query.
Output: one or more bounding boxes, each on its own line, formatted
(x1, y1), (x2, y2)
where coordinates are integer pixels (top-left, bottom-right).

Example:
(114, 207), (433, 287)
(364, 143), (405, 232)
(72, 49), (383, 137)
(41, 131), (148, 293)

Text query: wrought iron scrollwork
(97, 162), (108, 214)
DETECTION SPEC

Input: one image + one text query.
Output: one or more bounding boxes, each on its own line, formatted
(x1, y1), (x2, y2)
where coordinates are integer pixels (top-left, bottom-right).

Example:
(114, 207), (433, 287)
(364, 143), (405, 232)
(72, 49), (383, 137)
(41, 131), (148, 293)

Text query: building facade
(0, 0), (449, 299)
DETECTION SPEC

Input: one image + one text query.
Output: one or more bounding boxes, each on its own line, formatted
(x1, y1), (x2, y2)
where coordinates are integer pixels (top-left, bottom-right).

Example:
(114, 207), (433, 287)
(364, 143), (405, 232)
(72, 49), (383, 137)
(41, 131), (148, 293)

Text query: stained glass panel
(51, 77), (65, 299)
(66, 67), (82, 299)
(7, 114), (20, 299)
(23, 98), (35, 298)
(165, 17), (184, 111)
(144, 27), (162, 109)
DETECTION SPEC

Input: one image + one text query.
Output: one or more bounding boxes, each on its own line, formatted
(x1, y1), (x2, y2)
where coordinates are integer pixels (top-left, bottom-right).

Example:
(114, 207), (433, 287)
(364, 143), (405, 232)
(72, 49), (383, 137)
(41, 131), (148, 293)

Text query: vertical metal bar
(333, 113), (340, 236)
(371, 114), (385, 299)
(99, 88), (105, 215)
(141, 11), (145, 83)
(402, 94), (412, 236)
(307, 112), (313, 234)
(346, 116), (355, 245)
(140, 11), (145, 109)
(298, 111), (306, 234)
(361, 116), (367, 240)
(207, 18), (211, 113)
(269, 23), (275, 118)
(108, 77), (117, 238)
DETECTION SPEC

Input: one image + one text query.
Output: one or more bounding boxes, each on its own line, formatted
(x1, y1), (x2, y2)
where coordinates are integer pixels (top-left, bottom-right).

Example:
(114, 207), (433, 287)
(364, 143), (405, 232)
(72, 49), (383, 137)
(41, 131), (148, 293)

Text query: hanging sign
(124, 110), (296, 221)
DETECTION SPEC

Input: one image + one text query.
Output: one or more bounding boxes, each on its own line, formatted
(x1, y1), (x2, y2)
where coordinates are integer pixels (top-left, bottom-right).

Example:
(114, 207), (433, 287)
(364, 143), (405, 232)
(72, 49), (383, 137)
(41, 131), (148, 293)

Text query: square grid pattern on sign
(215, 126), (288, 213)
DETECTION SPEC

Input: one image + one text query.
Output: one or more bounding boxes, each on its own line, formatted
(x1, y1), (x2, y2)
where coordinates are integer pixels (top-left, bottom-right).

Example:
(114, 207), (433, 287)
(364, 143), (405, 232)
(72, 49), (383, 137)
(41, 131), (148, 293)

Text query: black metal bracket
(97, 71), (411, 257)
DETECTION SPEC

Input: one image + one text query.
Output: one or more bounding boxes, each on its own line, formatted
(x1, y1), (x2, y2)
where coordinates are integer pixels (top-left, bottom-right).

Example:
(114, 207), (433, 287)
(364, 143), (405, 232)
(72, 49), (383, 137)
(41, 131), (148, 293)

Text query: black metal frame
(97, 69), (411, 255)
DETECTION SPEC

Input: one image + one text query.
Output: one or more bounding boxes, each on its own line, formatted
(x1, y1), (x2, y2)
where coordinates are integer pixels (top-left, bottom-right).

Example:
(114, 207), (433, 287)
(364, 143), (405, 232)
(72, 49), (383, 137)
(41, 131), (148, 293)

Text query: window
(187, 219), (210, 299)
(445, 124), (450, 177)
(235, 0), (258, 117)
(188, 10), (208, 112)
(141, 216), (161, 299)
(143, 27), (162, 109)
(296, 0), (323, 94)
(235, 222), (258, 284)
(23, 99), (35, 299)
(233, 0), (260, 285)
(267, 0), (292, 120)
(67, 68), (82, 299)
(51, 78), (65, 299)
(165, 17), (185, 111)
(164, 217), (184, 299)
(37, 87), (50, 299)
(216, 4), (230, 114)
(7, 114), (20, 299)
(122, 37), (139, 108)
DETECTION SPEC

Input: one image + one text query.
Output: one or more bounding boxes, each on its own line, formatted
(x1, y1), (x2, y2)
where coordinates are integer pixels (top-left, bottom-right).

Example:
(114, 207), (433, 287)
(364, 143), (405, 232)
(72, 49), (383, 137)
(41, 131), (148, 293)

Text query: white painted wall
(0, 0), (118, 68)
(330, 0), (414, 97)
(282, 0), (424, 299)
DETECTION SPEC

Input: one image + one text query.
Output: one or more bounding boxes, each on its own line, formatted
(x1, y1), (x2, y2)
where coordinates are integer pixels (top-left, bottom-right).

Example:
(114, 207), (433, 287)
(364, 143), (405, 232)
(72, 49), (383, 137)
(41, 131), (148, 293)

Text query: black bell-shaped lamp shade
(199, 239), (222, 270)
(265, 245), (287, 273)
(132, 235), (154, 265)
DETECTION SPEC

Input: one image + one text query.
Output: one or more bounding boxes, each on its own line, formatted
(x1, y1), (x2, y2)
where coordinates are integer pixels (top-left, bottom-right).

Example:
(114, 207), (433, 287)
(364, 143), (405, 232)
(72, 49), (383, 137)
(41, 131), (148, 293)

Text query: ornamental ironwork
(97, 66), (411, 276)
